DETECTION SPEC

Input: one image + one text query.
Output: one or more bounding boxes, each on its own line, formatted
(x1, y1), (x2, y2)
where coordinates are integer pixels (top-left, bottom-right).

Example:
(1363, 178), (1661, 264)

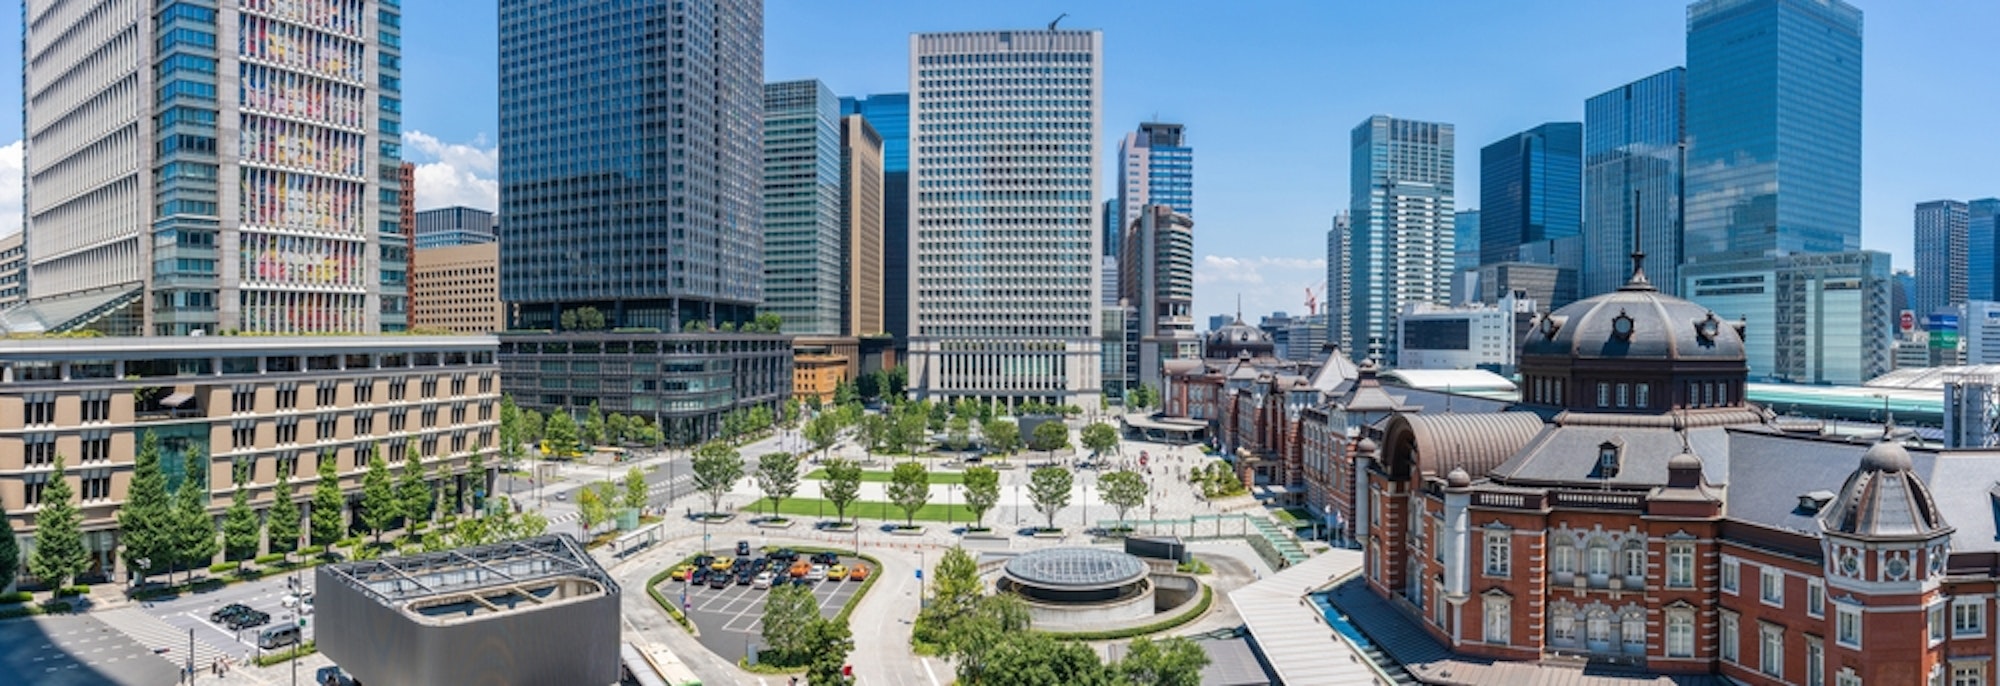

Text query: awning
(160, 392), (195, 408)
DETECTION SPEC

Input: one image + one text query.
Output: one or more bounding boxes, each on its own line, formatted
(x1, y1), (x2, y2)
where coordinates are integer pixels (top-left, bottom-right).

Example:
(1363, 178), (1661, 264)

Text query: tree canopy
(1027, 466), (1073, 531)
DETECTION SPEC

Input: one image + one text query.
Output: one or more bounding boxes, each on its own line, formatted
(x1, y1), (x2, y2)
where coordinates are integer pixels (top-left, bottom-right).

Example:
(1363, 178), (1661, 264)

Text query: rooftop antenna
(1236, 293), (1243, 324)
(1624, 189), (1651, 289)
(1048, 13), (1067, 30)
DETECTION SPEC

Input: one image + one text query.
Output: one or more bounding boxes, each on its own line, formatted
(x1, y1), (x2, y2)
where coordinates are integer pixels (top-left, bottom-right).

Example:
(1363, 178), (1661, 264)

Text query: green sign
(1933, 331), (1960, 349)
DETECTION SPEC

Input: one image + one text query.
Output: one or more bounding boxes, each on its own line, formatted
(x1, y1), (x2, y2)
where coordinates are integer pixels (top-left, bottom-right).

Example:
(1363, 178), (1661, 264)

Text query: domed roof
(1818, 435), (1950, 540)
(1206, 316), (1275, 360)
(1520, 262), (1745, 365)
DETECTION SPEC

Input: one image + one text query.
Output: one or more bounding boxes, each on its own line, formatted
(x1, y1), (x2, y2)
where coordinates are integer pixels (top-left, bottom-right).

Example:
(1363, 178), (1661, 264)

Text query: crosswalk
(97, 607), (243, 669)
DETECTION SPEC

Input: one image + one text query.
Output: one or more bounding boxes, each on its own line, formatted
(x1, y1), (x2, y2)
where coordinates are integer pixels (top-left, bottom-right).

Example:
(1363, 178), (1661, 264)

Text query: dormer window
(1611, 310), (1634, 340)
(1697, 312), (1722, 341)
(1595, 442), (1622, 478)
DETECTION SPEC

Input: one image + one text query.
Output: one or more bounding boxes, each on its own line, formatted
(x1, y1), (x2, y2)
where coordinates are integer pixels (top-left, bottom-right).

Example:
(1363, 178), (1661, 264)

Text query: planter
(889, 526), (928, 537)
(696, 513), (737, 524)
(755, 519), (795, 530)
(821, 522), (857, 532)
(1032, 529), (1066, 540)
(963, 528), (1006, 541)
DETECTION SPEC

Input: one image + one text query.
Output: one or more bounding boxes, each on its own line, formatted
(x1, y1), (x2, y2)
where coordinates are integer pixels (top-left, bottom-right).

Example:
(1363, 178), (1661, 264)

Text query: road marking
(185, 612), (245, 644)
(923, 657), (942, 686)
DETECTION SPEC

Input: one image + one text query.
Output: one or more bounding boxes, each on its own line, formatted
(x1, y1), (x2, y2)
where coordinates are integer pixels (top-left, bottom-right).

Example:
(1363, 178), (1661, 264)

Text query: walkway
(1229, 549), (1385, 686)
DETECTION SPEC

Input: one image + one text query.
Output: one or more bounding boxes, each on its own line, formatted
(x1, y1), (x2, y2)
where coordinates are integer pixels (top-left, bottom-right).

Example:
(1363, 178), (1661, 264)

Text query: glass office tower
(1969, 199), (2000, 303)
(907, 29), (1104, 405)
(1111, 123), (1193, 259)
(1683, 0), (1862, 261)
(1479, 123), (1581, 267)
(1584, 67), (1685, 297)
(840, 94), (910, 347)
(498, 0), (764, 330)
(1915, 200), (1969, 320)
(22, 0), (405, 335)
(763, 80), (844, 336)
(1347, 115), (1455, 365)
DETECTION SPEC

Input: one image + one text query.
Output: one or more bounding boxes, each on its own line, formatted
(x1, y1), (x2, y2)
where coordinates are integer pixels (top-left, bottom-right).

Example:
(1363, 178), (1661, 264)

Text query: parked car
(788, 559), (811, 578)
(209, 604), (251, 623)
(826, 564), (847, 581)
(706, 572), (730, 589)
(789, 577), (812, 589)
(847, 564), (870, 581)
(690, 567), (711, 585)
(670, 564), (696, 581)
(693, 555), (716, 569)
(752, 571), (777, 590)
(736, 540), (752, 556)
(709, 556), (735, 572)
(806, 564), (829, 582)
(768, 548), (799, 563)
(228, 610), (271, 630)
(810, 552), (840, 565)
(735, 568), (755, 586)
(257, 624), (301, 650)
(749, 558), (770, 574)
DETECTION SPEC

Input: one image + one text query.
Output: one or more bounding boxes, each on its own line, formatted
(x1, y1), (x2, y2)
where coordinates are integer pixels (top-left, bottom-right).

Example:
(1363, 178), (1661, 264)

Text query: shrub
(55, 585), (90, 598)
(209, 561), (241, 574)
(254, 553), (289, 565)
(252, 640), (317, 667)
(0, 591), (32, 604)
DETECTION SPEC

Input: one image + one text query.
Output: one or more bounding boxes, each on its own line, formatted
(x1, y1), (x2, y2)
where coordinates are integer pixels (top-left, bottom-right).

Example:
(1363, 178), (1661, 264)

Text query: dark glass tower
(1479, 122), (1582, 267)
(1684, 0), (1862, 261)
(1584, 67), (1685, 297)
(498, 0), (764, 330)
(840, 94), (910, 346)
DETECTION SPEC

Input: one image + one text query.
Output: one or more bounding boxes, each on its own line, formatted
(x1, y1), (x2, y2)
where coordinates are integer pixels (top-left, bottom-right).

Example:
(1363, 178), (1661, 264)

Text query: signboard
(1930, 313), (1961, 331)
(1900, 310), (1916, 333)
(1934, 331), (1961, 350)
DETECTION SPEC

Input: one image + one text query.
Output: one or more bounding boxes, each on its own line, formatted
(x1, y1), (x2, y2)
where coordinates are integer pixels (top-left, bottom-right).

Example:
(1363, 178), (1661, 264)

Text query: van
(258, 624), (301, 650)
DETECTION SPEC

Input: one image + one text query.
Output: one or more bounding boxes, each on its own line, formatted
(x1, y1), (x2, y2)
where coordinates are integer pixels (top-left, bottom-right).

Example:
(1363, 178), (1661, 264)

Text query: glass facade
(1972, 199), (2000, 302)
(1111, 123), (1193, 259)
(1584, 67), (1685, 297)
(763, 80), (844, 336)
(840, 94), (911, 344)
(498, 0), (764, 330)
(414, 206), (497, 249)
(1915, 200), (1969, 319)
(1479, 122), (1581, 267)
(1347, 115), (1455, 365)
(1684, 0), (1863, 262)
(1683, 250), (1891, 384)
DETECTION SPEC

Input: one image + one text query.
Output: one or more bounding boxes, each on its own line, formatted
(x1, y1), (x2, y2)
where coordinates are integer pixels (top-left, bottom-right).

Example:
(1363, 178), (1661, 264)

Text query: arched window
(1587, 540), (1612, 577)
(1550, 602), (1578, 645)
(1552, 540), (1578, 576)
(1622, 539), (1648, 580)
(1587, 607), (1612, 645)
(1621, 608), (1647, 652)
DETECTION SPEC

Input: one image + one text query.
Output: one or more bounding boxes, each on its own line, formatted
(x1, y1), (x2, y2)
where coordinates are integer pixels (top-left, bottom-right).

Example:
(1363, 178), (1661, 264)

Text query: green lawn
(803, 468), (966, 485)
(742, 497), (982, 523)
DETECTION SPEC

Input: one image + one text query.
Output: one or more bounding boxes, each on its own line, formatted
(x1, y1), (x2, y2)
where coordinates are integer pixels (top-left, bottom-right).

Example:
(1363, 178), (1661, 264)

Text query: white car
(752, 571), (776, 590)
(806, 564), (828, 582)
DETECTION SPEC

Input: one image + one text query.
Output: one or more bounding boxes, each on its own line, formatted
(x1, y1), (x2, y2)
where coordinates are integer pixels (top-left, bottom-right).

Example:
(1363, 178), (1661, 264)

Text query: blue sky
(1, 1), (1991, 320)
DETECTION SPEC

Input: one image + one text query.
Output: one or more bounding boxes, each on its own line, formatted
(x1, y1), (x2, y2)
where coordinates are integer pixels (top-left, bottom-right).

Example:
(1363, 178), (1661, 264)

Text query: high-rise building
(1453, 210), (1481, 276)
(1121, 205), (1199, 391)
(1915, 200), (1970, 321)
(907, 29), (1103, 405)
(499, 0), (763, 331)
(762, 80), (844, 337)
(1584, 67), (1686, 297)
(1684, 250), (1891, 385)
(1683, 0), (1862, 262)
(1327, 211), (1350, 352)
(411, 244), (503, 334)
(1479, 123), (1581, 267)
(1111, 123), (1194, 258)
(21, 0), (406, 336)
(414, 207), (498, 249)
(1347, 115), (1455, 365)
(840, 94), (910, 348)
(840, 115), (885, 338)
(1968, 199), (2000, 302)
(0, 234), (24, 308)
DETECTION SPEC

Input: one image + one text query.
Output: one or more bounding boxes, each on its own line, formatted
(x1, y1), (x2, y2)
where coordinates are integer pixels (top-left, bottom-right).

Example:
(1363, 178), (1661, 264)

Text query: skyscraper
(1479, 123), (1581, 267)
(763, 80), (844, 336)
(498, 0), (764, 330)
(1347, 115), (1455, 365)
(1452, 210), (1480, 305)
(1584, 67), (1686, 297)
(840, 115), (885, 337)
(1111, 123), (1194, 258)
(1683, 0), (1863, 262)
(22, 0), (405, 335)
(1915, 200), (1970, 320)
(1121, 205), (1198, 391)
(414, 207), (498, 249)
(1969, 199), (2000, 302)
(908, 29), (1103, 405)
(840, 94), (910, 347)
(1326, 211), (1350, 353)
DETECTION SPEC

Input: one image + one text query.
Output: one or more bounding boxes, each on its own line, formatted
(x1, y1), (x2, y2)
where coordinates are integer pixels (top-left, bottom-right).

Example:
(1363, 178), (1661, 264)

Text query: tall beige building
(842, 115), (885, 337)
(411, 244), (503, 334)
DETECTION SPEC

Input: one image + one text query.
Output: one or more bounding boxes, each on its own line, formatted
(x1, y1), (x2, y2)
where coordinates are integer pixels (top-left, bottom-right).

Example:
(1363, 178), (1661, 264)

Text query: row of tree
(916, 548), (1208, 686)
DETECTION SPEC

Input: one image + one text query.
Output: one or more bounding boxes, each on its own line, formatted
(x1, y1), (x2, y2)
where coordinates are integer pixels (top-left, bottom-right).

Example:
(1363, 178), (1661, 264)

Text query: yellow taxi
(826, 564), (848, 581)
(709, 556), (736, 572)
(670, 564), (696, 581)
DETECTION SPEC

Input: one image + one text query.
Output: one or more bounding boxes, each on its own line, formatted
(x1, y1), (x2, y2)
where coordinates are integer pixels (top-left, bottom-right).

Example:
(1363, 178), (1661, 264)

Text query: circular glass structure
(1001, 548), (1149, 603)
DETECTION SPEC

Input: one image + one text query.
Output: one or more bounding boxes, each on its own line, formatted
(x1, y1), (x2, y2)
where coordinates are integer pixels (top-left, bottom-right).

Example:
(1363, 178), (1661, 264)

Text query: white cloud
(402, 131), (498, 213)
(1194, 254), (1327, 285)
(1194, 253), (1331, 321)
(0, 141), (22, 238)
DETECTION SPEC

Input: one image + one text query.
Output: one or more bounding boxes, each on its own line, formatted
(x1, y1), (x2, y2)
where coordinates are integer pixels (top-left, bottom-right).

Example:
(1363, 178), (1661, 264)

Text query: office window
(1483, 595), (1509, 644)
(1484, 530), (1510, 577)
(389, 379), (406, 401)
(451, 375), (467, 396)
(316, 383), (337, 408)
(422, 406), (439, 428)
(1836, 669), (1860, 686)
(1761, 568), (1784, 606)
(80, 432), (111, 463)
(1760, 624), (1783, 678)
(355, 413), (374, 436)
(1721, 558), (1739, 593)
(479, 374), (493, 393)
(1807, 578), (1825, 618)
(1666, 609), (1693, 657)
(81, 391), (111, 423)
(276, 383), (298, 410)
(1667, 543), (1694, 588)
(1616, 383), (1629, 407)
(232, 385), (256, 413)
(1720, 612), (1738, 662)
(389, 409), (407, 432)
(1954, 598), (1985, 637)
(81, 470), (111, 502)
(232, 421), (257, 451)
(1836, 605), (1861, 648)
(421, 376), (439, 398)
(354, 380), (374, 404)
(451, 403), (467, 425)
(1622, 542), (1646, 579)
(24, 393), (54, 425)
(1931, 603), (1948, 643)
(1552, 542), (1576, 576)
(276, 418), (299, 444)
(1636, 383), (1650, 408)
(25, 434), (56, 467)
(451, 432), (467, 454)
(1551, 609), (1576, 644)
(1596, 382), (1609, 407)
(1806, 635), (1824, 686)
(316, 413), (337, 441)
(1588, 543), (1611, 576)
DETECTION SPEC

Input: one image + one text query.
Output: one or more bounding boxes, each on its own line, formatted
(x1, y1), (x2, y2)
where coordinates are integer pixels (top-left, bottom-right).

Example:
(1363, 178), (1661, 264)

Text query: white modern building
(1394, 294), (1527, 374)
(1683, 250), (1893, 385)
(22, 1), (406, 335)
(1110, 123), (1192, 259)
(1121, 205), (1199, 391)
(1346, 115), (1455, 366)
(1965, 301), (2000, 365)
(906, 29), (1103, 406)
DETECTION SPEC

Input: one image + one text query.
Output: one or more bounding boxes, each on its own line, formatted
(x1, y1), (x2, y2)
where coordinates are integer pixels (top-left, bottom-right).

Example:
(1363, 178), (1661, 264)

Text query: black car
(706, 572), (730, 589)
(228, 610), (271, 630)
(768, 548), (798, 563)
(693, 554), (716, 569)
(736, 540), (752, 556)
(735, 568), (755, 585)
(690, 567), (711, 585)
(810, 552), (839, 565)
(209, 603), (251, 623)
(789, 577), (812, 588)
(750, 558), (769, 574)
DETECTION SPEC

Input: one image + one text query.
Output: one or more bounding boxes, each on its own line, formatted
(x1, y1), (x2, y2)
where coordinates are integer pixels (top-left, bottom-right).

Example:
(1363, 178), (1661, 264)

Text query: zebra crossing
(97, 608), (243, 669)
(542, 474), (690, 526)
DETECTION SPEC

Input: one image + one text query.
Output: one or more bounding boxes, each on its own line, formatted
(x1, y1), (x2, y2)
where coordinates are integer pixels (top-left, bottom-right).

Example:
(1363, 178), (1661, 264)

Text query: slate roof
(1396, 412), (1546, 478)
(1724, 431), (2000, 552)
(1487, 417), (1744, 488)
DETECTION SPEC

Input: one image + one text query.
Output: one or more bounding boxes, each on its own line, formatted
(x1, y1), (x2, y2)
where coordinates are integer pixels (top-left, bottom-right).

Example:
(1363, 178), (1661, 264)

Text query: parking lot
(656, 551), (870, 664)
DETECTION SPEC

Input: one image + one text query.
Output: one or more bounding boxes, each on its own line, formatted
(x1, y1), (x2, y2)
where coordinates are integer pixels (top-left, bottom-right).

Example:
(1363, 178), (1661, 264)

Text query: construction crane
(1304, 280), (1326, 316)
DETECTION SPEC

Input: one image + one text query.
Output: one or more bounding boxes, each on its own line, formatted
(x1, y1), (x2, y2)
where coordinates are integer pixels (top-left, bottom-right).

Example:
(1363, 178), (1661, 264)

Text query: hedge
(54, 585), (90, 598)
(644, 555), (702, 635)
(252, 640), (317, 667)
(0, 591), (32, 604)
(1049, 585), (1213, 642)
(209, 561), (241, 574)
(254, 553), (290, 565)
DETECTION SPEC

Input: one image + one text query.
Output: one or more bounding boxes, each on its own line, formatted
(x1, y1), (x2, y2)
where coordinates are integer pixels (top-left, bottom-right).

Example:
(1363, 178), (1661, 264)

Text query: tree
(975, 631), (1113, 686)
(755, 452), (801, 519)
(752, 312), (784, 333)
(690, 442), (744, 517)
(983, 419), (1020, 459)
(582, 402), (607, 451)
(623, 467), (649, 512)
(1080, 422), (1119, 458)
(835, 379), (861, 406)
(892, 410), (928, 455)
(605, 413), (630, 446)
(499, 396), (527, 471)
(267, 461), (300, 554)
(946, 415), (971, 452)
(117, 431), (172, 581)
(822, 458), (863, 525)
(887, 461), (930, 527)
(1097, 470), (1146, 530)
(0, 502), (18, 592)
(521, 408), (545, 445)
(1028, 466), (1073, 531)
(886, 365), (909, 397)
(858, 414), (888, 460)
(805, 413), (839, 460)
(1114, 637), (1211, 686)
(464, 445), (485, 515)
(559, 306), (607, 331)
(170, 451), (220, 579)
(311, 451), (345, 547)
(782, 398), (802, 429)
(221, 461), (262, 561)
(577, 486), (609, 533)
(544, 409), (580, 459)
(761, 583), (819, 664)
(360, 446), (398, 542)
(28, 456), (87, 591)
(1030, 421), (1071, 457)
(1130, 384), (1158, 410)
(961, 466), (1000, 530)
(804, 617), (855, 685)
(399, 446), (432, 528)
